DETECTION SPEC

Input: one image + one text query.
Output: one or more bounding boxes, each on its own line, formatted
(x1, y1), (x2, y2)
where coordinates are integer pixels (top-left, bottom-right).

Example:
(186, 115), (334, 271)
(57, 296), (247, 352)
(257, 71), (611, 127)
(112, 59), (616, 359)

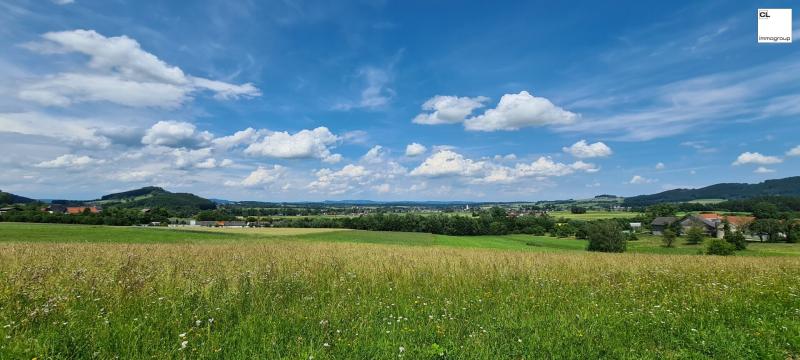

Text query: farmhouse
(66, 206), (101, 214)
(678, 215), (718, 236)
(41, 204), (67, 214)
(650, 217), (678, 235)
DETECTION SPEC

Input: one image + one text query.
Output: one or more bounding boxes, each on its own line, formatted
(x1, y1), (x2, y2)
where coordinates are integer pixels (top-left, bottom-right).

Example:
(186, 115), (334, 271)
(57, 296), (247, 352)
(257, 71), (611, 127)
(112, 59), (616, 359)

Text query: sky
(0, 0), (798, 202)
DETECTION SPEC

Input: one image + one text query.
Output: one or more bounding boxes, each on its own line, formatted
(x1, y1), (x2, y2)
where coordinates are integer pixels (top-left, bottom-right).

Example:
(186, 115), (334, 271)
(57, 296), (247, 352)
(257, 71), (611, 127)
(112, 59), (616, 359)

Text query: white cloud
(141, 121), (213, 148)
(412, 95), (488, 125)
(171, 147), (214, 168)
(244, 127), (340, 162)
(515, 157), (598, 178)
(754, 166), (775, 174)
(464, 91), (578, 131)
(225, 165), (287, 187)
(562, 140), (612, 158)
(35, 154), (104, 168)
(655, 162), (666, 170)
(372, 183), (391, 194)
(334, 67), (394, 110)
(52, 0), (75, 4)
(0, 112), (111, 148)
(212, 128), (267, 150)
(409, 150), (486, 177)
(629, 175), (654, 184)
(732, 152), (782, 166)
(405, 143), (427, 157)
(786, 145), (800, 157)
(361, 145), (387, 164)
(21, 29), (259, 108)
(308, 164), (371, 194)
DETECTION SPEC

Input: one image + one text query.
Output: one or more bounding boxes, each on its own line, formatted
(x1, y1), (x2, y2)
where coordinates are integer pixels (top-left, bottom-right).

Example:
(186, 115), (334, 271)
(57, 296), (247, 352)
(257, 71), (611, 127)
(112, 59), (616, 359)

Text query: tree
(570, 206), (587, 214)
(705, 238), (735, 256)
(750, 219), (784, 242)
(662, 229), (676, 248)
(724, 230), (747, 250)
(752, 201), (780, 219)
(586, 221), (626, 253)
(685, 226), (705, 245)
(646, 203), (676, 218)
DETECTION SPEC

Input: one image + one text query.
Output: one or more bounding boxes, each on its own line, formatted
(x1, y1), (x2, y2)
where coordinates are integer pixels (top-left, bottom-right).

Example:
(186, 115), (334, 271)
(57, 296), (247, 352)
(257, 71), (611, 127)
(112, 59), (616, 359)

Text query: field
(1, 223), (799, 358)
(548, 210), (642, 220)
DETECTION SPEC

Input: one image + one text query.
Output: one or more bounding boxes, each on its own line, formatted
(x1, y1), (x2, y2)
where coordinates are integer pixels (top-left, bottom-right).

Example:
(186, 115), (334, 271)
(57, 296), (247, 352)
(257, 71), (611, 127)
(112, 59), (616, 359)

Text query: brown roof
(724, 215), (755, 227)
(66, 206), (100, 214)
(698, 213), (721, 220)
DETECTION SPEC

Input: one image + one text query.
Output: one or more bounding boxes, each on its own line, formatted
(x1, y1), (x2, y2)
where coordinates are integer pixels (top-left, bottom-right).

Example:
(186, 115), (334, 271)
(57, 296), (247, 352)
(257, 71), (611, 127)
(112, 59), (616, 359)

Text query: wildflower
(323, 342), (330, 347)
(180, 341), (188, 350)
(209, 318), (214, 324)
(399, 346), (405, 353)
(196, 320), (202, 326)
(179, 333), (187, 338)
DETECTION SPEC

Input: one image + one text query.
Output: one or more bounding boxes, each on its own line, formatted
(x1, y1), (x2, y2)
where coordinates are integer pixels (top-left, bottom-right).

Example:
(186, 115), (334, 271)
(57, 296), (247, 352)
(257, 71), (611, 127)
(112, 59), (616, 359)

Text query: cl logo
(759, 11), (770, 18)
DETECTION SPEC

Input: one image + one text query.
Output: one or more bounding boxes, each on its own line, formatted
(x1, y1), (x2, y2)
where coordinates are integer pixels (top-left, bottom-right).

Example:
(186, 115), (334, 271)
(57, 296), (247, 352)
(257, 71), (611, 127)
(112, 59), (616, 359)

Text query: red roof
(66, 206), (100, 214)
(698, 213), (721, 220)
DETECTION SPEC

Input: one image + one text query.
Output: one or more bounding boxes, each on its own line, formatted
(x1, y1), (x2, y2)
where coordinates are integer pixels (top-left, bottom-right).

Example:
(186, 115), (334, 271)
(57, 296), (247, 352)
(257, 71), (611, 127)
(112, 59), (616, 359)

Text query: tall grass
(1, 241), (798, 359)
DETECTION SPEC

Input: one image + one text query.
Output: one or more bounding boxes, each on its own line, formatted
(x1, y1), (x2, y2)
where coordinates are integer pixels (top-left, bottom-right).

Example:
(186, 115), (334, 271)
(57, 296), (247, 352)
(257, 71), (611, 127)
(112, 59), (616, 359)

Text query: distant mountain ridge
(623, 176), (800, 206)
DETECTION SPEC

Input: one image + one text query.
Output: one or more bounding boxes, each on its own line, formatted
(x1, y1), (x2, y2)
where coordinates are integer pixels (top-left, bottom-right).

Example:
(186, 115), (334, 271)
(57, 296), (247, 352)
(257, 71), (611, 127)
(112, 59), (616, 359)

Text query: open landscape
(3, 1), (800, 358)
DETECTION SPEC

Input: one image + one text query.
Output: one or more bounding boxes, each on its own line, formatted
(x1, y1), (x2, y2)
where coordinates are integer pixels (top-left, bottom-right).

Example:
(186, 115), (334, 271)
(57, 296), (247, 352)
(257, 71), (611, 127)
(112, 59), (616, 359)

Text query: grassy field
(1, 223), (799, 358)
(548, 210), (642, 220)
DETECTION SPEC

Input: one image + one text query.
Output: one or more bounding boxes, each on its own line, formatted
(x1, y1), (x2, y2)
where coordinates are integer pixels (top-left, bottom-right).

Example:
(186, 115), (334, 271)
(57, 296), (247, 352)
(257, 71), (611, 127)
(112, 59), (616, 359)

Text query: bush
(724, 230), (747, 250)
(685, 226), (705, 245)
(586, 221), (626, 253)
(705, 238), (736, 256)
(661, 229), (676, 248)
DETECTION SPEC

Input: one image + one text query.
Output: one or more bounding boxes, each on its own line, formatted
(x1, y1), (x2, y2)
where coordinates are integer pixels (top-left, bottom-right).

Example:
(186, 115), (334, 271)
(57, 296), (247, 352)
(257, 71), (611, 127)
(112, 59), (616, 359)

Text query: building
(66, 206), (102, 214)
(650, 216), (678, 235)
(41, 204), (67, 214)
(629, 222), (642, 232)
(678, 215), (718, 236)
(716, 215), (755, 239)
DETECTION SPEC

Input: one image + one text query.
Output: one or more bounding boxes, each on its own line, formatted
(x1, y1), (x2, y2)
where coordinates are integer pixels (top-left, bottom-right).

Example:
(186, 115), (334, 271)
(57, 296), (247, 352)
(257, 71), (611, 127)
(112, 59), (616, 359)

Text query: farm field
(1, 223), (799, 358)
(547, 210), (642, 220)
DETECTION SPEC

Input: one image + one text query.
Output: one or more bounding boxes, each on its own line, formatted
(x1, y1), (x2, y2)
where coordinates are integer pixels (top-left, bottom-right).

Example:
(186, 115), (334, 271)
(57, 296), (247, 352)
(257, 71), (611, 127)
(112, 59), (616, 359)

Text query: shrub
(587, 221), (626, 253)
(724, 230), (747, 250)
(627, 232), (639, 241)
(685, 226), (705, 245)
(661, 229), (676, 248)
(705, 238), (735, 256)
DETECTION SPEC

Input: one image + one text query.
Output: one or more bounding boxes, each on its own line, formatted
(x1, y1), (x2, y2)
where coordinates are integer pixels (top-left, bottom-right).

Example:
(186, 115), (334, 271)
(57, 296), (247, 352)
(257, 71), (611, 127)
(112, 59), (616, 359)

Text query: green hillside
(98, 186), (216, 215)
(0, 190), (36, 205)
(624, 176), (800, 206)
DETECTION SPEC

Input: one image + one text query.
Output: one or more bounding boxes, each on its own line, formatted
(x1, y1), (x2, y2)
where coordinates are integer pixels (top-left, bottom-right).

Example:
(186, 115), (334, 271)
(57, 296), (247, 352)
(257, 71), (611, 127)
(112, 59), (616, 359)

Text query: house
(222, 221), (247, 228)
(41, 204), (67, 214)
(629, 222), (642, 232)
(66, 206), (101, 214)
(650, 216), (678, 235)
(0, 207), (15, 215)
(678, 215), (719, 236)
(715, 215), (755, 238)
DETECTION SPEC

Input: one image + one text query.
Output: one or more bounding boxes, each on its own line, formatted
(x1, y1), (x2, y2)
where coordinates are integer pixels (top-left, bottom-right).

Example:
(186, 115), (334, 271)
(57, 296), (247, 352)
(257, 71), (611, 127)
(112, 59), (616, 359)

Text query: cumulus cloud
(35, 154), (104, 168)
(629, 175), (655, 184)
(409, 150), (486, 177)
(141, 121), (213, 148)
(732, 152), (782, 166)
(334, 67), (394, 110)
(20, 29), (259, 108)
(244, 127), (341, 162)
(562, 140), (612, 158)
(413, 95), (489, 125)
(787, 145), (800, 157)
(405, 143), (427, 157)
(464, 91), (578, 131)
(212, 127), (267, 150)
(361, 145), (387, 164)
(308, 164), (371, 194)
(0, 112), (111, 148)
(410, 150), (596, 183)
(225, 165), (287, 187)
(655, 162), (666, 170)
(754, 166), (775, 174)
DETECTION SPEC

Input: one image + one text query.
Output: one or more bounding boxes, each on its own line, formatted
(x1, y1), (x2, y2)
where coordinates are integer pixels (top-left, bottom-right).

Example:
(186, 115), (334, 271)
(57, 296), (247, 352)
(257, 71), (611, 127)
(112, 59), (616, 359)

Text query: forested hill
(98, 187), (216, 215)
(0, 191), (35, 205)
(623, 176), (800, 206)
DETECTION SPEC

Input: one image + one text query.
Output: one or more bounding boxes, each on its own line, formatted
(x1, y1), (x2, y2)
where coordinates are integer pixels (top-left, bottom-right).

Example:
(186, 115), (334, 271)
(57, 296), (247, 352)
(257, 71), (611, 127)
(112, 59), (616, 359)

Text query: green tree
(586, 221), (626, 253)
(646, 203), (676, 218)
(752, 201), (779, 219)
(685, 226), (705, 245)
(662, 229), (676, 248)
(724, 230), (747, 250)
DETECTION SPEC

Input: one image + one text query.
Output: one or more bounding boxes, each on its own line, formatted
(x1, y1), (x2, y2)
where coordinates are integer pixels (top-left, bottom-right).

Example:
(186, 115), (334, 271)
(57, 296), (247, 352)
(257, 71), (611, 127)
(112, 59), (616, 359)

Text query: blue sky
(0, 0), (798, 201)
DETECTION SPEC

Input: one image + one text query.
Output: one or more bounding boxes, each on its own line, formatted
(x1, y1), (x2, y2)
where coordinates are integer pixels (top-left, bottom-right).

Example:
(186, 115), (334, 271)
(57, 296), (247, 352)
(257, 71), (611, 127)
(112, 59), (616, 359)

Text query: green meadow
(0, 223), (799, 359)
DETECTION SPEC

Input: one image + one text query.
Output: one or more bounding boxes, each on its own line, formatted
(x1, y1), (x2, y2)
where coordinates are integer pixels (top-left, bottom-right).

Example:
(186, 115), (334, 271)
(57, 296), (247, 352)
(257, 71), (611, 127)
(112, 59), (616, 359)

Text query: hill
(623, 176), (800, 207)
(0, 190), (36, 205)
(97, 186), (216, 215)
